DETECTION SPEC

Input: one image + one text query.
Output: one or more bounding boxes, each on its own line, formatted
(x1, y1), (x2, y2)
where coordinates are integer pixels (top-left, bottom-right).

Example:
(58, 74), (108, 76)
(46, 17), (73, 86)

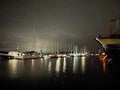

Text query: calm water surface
(0, 56), (120, 89)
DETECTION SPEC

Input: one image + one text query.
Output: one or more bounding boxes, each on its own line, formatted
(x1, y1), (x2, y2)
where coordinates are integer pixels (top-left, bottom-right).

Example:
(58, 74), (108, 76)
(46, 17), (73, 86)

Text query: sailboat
(96, 15), (120, 63)
(80, 46), (88, 56)
(69, 45), (80, 57)
(8, 24), (41, 60)
(23, 23), (42, 59)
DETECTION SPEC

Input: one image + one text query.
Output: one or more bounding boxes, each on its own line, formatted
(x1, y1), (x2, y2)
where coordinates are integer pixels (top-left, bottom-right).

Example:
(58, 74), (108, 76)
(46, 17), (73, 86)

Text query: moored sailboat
(22, 23), (42, 59)
(9, 23), (42, 60)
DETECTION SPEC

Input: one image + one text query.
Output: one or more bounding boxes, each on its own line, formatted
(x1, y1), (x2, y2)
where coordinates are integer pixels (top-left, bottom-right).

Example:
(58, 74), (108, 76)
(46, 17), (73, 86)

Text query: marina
(0, 14), (120, 88)
(0, 0), (120, 89)
(0, 45), (90, 60)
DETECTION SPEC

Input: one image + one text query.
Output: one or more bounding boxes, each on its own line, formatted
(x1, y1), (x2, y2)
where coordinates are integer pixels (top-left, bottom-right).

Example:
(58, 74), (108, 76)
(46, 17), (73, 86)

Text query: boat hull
(0, 55), (14, 60)
(96, 38), (120, 62)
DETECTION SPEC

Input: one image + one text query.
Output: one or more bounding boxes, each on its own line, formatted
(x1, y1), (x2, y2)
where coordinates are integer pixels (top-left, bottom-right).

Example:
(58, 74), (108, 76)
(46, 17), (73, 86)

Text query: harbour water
(0, 56), (120, 89)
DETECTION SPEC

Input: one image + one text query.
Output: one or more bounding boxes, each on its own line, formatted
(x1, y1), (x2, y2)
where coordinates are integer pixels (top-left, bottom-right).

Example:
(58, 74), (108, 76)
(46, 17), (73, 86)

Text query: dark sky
(0, 0), (120, 52)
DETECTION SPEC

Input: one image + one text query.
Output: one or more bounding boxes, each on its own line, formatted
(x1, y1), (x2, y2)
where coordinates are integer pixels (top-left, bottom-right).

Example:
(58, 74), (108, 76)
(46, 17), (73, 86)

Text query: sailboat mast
(115, 16), (119, 35)
(33, 23), (36, 52)
(109, 16), (120, 35)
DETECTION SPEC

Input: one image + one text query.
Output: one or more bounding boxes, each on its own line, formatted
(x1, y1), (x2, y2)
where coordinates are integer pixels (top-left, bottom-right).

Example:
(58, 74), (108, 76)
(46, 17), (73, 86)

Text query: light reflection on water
(0, 56), (120, 88)
(102, 62), (106, 73)
(73, 56), (78, 73)
(8, 60), (17, 78)
(55, 58), (61, 77)
(81, 56), (86, 74)
(48, 60), (52, 75)
(31, 59), (35, 75)
(2, 56), (103, 79)
(5, 57), (91, 79)
(0, 57), (117, 81)
(63, 57), (66, 73)
(8, 59), (24, 78)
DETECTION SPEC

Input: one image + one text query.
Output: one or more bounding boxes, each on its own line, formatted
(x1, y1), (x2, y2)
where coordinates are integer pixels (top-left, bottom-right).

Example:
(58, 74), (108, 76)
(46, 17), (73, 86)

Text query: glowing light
(40, 58), (44, 68)
(102, 62), (106, 73)
(8, 59), (24, 78)
(63, 57), (66, 73)
(8, 60), (17, 77)
(48, 61), (52, 75)
(81, 56), (86, 74)
(31, 59), (35, 73)
(73, 56), (78, 73)
(55, 58), (61, 76)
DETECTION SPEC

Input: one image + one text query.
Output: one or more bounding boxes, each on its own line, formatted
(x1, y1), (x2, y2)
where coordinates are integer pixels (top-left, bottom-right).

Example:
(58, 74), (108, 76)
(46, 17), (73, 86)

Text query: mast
(108, 22), (112, 36)
(33, 23), (37, 52)
(109, 15), (120, 35)
(115, 16), (119, 35)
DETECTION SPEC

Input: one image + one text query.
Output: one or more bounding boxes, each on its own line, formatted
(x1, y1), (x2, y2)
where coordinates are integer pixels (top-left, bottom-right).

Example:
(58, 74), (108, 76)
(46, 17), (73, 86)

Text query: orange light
(99, 54), (108, 63)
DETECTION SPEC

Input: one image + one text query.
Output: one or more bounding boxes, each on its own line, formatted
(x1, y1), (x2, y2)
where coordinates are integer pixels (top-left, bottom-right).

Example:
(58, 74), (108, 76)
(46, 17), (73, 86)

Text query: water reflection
(1, 56), (111, 82)
(63, 57), (66, 73)
(55, 58), (61, 76)
(8, 59), (24, 78)
(102, 62), (106, 73)
(44, 58), (48, 68)
(40, 58), (44, 69)
(81, 56), (86, 74)
(31, 59), (35, 74)
(39, 58), (48, 76)
(48, 60), (52, 75)
(0, 55), (118, 88)
(73, 56), (78, 73)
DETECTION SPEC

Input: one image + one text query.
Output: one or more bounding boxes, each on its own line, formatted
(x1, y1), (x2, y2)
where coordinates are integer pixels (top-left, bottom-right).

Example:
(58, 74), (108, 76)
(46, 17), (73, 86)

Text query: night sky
(0, 0), (120, 52)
